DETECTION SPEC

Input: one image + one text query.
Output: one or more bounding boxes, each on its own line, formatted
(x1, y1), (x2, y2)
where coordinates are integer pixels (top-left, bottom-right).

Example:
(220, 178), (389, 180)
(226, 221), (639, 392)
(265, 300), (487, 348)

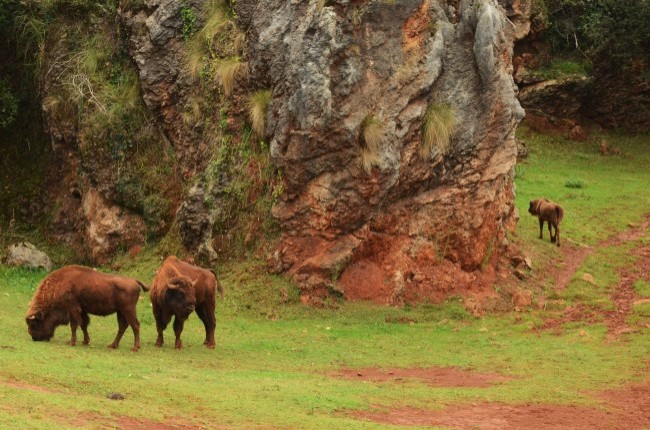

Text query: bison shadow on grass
(25, 266), (149, 351)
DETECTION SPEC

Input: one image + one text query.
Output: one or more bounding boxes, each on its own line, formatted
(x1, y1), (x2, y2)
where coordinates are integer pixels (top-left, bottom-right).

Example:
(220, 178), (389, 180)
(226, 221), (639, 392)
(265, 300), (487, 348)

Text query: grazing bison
(25, 266), (149, 351)
(529, 198), (565, 246)
(150, 256), (223, 349)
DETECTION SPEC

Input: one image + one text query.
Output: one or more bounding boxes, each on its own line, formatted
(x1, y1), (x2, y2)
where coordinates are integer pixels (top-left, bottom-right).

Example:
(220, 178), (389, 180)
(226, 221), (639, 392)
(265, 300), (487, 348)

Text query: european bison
(150, 256), (223, 349)
(25, 266), (149, 351)
(529, 198), (565, 246)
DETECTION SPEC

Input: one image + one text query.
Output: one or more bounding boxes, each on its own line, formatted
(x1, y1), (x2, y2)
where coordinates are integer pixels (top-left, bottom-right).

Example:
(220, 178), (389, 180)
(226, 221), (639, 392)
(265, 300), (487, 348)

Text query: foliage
(420, 102), (457, 158)
(542, 0), (650, 74)
(180, 0), (197, 40)
(248, 89), (271, 137)
(0, 79), (18, 129)
(358, 114), (383, 172)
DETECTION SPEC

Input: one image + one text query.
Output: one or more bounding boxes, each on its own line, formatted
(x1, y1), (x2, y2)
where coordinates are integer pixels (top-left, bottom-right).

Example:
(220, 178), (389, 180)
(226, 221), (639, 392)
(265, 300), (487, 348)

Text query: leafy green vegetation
(536, 0), (650, 77)
(0, 79), (18, 129)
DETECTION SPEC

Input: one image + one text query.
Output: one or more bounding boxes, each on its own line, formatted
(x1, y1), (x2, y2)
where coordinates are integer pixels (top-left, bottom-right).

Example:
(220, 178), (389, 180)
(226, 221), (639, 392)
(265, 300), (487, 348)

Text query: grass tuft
(359, 115), (383, 172)
(248, 89), (272, 137)
(214, 57), (248, 97)
(421, 102), (457, 158)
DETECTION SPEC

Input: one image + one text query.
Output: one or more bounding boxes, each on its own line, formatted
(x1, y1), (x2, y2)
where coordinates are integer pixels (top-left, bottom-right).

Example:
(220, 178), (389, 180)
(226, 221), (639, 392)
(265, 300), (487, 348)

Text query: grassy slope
(0, 128), (649, 429)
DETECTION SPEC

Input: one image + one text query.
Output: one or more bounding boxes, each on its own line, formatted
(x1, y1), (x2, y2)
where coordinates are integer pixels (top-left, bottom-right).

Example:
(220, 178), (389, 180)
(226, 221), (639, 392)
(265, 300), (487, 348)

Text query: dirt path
(541, 215), (650, 337)
(351, 378), (650, 429)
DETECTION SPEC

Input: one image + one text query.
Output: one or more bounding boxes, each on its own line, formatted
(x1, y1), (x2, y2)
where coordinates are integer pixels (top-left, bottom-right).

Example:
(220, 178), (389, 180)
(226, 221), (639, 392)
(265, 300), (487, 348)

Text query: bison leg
(539, 219), (544, 239)
(122, 310), (141, 352)
(153, 306), (171, 348)
(68, 310), (83, 346)
(173, 317), (186, 350)
(556, 225), (561, 247)
(69, 320), (78, 346)
(549, 222), (555, 243)
(196, 304), (216, 349)
(108, 312), (128, 349)
(81, 312), (90, 345)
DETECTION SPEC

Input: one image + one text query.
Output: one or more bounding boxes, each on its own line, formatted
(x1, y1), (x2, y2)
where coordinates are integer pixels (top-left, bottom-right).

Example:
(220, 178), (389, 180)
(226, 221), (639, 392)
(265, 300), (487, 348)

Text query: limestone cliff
(243, 0), (524, 303)
(22, 0), (523, 303)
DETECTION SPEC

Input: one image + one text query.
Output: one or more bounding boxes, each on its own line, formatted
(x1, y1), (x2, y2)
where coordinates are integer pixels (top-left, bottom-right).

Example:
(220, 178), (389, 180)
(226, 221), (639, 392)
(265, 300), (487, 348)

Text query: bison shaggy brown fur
(529, 198), (565, 246)
(25, 266), (149, 351)
(150, 256), (223, 349)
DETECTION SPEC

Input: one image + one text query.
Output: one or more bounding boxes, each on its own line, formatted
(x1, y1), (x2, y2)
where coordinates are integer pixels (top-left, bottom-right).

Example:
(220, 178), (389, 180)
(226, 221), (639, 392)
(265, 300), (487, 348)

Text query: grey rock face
(120, 0), (206, 176)
(243, 0), (524, 302)
(5, 243), (53, 272)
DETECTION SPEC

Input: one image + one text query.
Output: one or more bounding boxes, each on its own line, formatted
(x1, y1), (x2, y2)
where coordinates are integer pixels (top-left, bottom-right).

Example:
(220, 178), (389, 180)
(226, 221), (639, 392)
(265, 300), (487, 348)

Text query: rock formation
(18, 0), (524, 304)
(244, 0), (523, 303)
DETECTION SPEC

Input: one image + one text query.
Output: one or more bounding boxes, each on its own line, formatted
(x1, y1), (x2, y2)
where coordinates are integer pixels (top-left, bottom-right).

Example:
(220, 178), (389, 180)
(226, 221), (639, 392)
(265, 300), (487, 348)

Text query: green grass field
(0, 127), (649, 429)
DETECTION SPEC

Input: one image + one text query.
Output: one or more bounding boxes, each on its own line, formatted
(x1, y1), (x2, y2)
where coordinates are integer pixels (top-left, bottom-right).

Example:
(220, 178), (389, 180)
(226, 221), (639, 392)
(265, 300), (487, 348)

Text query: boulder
(5, 242), (52, 271)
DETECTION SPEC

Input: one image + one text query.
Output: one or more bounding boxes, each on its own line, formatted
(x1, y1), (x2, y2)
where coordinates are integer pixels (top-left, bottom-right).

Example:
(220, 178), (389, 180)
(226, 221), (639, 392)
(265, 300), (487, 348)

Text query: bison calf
(25, 266), (149, 351)
(150, 256), (223, 349)
(528, 198), (565, 246)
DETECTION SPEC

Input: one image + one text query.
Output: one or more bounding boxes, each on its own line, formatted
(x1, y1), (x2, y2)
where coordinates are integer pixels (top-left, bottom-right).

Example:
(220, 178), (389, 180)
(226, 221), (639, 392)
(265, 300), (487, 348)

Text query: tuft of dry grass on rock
(359, 115), (383, 172)
(421, 103), (457, 158)
(248, 89), (272, 137)
(215, 57), (248, 97)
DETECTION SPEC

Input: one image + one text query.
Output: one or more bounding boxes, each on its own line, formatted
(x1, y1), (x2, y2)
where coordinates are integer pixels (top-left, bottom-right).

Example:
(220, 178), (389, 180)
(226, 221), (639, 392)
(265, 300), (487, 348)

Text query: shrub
(0, 79), (18, 129)
(421, 103), (457, 158)
(248, 89), (272, 137)
(359, 114), (383, 172)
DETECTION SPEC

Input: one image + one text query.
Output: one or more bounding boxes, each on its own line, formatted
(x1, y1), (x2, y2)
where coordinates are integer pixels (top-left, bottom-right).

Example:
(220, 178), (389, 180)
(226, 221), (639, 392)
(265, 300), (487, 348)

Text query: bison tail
(211, 270), (224, 298)
(136, 280), (150, 292)
(556, 205), (564, 224)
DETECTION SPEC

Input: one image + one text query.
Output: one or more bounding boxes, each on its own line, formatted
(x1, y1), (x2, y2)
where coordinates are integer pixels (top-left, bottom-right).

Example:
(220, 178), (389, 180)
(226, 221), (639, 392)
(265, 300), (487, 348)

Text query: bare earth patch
(0, 380), (61, 394)
(350, 379), (650, 429)
(540, 215), (650, 337)
(333, 367), (512, 388)
(117, 417), (197, 430)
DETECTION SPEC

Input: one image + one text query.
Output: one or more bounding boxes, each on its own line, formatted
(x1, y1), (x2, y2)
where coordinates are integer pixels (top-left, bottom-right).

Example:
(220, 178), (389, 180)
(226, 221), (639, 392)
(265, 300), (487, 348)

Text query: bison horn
(28, 314), (37, 320)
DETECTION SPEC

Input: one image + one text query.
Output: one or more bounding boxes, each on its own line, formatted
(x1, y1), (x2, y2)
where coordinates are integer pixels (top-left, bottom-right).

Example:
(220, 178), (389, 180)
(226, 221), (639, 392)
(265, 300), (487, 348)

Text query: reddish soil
(117, 417), (198, 430)
(333, 367), (512, 388)
(540, 216), (650, 336)
(0, 380), (60, 394)
(351, 379), (650, 429)
(352, 382), (650, 429)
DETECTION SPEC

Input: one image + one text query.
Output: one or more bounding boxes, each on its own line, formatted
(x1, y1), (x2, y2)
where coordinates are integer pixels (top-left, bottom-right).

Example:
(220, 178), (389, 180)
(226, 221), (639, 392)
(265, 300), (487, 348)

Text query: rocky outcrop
(247, 0), (524, 303)
(5, 243), (53, 271)
(27, 0), (524, 302)
(82, 189), (146, 264)
(120, 0), (207, 178)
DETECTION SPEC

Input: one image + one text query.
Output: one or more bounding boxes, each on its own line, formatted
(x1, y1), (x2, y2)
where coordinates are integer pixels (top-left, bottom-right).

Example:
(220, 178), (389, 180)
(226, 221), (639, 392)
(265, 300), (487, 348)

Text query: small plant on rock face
(215, 56), (248, 97)
(421, 102), (457, 158)
(248, 89), (272, 137)
(180, 0), (197, 40)
(359, 114), (383, 173)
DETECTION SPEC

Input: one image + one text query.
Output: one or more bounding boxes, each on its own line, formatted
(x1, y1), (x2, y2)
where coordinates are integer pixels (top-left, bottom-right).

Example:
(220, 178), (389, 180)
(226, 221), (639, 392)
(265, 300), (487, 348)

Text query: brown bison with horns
(25, 266), (149, 351)
(150, 256), (223, 349)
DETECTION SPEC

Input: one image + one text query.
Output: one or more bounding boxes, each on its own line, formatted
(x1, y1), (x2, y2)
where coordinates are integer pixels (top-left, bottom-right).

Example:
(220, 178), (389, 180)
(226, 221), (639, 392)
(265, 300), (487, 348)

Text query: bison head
(25, 311), (56, 341)
(528, 200), (538, 215)
(165, 276), (197, 318)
